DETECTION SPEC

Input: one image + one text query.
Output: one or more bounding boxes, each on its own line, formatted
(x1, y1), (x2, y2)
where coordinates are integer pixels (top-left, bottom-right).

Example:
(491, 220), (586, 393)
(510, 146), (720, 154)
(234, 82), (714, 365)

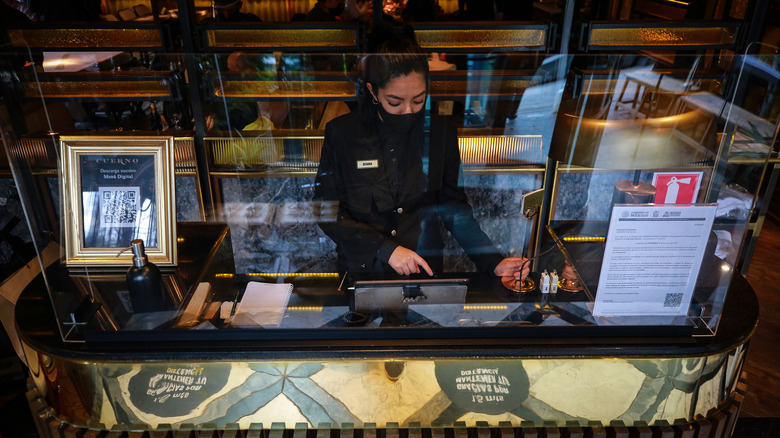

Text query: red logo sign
(652, 172), (703, 204)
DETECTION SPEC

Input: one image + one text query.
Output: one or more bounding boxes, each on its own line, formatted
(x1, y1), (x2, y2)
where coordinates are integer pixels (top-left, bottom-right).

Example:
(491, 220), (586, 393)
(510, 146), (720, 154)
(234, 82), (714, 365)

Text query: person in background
(314, 33), (529, 281)
(243, 100), (291, 131)
(209, 0), (260, 22)
(1, 0), (102, 21)
(452, 0), (497, 20)
(495, 0), (534, 20)
(401, 0), (442, 22)
(205, 52), (289, 131)
(305, 0), (340, 21)
(305, 0), (350, 72)
(342, 0), (370, 23)
(149, 102), (168, 131)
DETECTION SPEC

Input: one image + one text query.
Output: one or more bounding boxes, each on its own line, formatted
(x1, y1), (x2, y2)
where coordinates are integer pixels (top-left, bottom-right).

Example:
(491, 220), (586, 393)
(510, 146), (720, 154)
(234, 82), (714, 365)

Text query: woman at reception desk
(314, 35), (529, 282)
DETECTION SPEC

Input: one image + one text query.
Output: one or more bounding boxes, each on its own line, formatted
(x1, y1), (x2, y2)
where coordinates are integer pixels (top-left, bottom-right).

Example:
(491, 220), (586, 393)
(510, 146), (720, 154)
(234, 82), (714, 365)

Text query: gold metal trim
(547, 160), (561, 226)
(8, 28), (162, 48)
(207, 135), (545, 168)
(459, 135), (543, 164)
(7, 137), (195, 175)
(209, 170), (318, 178)
(215, 77), (536, 99)
(24, 80), (170, 99)
(209, 167), (543, 178)
(577, 78), (722, 95)
(213, 80), (355, 98)
(502, 276), (536, 292)
(206, 28), (356, 48)
(207, 136), (323, 167)
(589, 26), (736, 48)
(430, 79), (536, 97)
(10, 138), (58, 171)
(557, 276), (584, 292)
(462, 167), (545, 174)
(416, 29), (547, 49)
(60, 136), (177, 267)
(727, 158), (775, 164)
(555, 163), (712, 171)
(173, 138), (198, 173)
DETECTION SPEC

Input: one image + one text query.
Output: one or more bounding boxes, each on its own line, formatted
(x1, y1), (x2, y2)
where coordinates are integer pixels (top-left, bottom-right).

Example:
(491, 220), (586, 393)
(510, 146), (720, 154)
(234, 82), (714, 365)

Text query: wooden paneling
(743, 217), (780, 417)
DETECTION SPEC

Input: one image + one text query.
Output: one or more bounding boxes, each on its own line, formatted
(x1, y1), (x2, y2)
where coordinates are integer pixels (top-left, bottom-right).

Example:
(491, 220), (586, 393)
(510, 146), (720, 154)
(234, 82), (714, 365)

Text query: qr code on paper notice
(99, 187), (140, 228)
(663, 293), (684, 308)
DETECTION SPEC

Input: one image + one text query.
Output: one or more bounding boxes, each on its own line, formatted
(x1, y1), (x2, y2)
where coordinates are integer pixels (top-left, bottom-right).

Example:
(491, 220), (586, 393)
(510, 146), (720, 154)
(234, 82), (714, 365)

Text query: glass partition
(1, 39), (778, 343)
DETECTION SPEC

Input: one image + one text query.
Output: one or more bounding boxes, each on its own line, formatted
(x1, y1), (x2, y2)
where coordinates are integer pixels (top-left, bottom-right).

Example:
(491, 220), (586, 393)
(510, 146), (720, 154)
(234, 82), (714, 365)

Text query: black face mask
(378, 103), (424, 134)
(329, 3), (345, 17)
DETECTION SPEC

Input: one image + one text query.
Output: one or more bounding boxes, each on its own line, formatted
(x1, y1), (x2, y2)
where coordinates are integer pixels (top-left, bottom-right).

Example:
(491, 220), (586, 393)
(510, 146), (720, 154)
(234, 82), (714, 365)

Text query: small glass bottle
(127, 239), (167, 313)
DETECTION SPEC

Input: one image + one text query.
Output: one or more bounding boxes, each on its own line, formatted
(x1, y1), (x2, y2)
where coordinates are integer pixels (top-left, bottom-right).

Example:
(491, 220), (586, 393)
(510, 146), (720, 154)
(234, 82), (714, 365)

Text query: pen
(226, 289), (240, 324)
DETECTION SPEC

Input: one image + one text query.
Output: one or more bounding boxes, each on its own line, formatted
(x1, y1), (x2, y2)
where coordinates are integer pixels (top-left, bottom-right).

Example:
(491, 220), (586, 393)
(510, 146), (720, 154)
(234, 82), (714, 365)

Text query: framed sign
(60, 136), (177, 267)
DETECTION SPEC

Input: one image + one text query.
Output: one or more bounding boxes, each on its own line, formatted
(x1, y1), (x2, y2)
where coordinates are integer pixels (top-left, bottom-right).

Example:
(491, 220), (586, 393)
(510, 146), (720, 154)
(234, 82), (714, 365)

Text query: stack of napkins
(230, 282), (293, 328)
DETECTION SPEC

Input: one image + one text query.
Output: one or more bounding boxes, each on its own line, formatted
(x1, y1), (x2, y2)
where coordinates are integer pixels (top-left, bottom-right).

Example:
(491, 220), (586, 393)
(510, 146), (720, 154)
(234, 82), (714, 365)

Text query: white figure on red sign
(652, 172), (703, 204)
(664, 176), (691, 204)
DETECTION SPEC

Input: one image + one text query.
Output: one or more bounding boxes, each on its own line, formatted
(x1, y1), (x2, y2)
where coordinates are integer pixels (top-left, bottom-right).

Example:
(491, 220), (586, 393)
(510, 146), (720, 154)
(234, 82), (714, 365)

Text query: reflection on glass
(3, 43), (779, 342)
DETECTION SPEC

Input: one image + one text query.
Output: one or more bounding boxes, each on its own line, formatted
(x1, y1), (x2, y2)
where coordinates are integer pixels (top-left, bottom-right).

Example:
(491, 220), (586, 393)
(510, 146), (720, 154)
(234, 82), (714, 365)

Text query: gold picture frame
(60, 136), (177, 267)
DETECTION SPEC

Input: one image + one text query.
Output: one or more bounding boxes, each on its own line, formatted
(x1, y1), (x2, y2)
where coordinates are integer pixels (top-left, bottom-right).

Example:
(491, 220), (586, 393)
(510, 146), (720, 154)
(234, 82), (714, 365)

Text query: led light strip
(215, 273), (340, 278)
(463, 305), (508, 311)
(287, 306), (324, 312)
(562, 236), (605, 242)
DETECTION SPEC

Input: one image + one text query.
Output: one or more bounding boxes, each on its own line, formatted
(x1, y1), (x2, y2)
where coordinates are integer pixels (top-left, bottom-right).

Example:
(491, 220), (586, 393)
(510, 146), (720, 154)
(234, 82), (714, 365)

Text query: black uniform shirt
(314, 110), (503, 276)
(377, 120), (419, 202)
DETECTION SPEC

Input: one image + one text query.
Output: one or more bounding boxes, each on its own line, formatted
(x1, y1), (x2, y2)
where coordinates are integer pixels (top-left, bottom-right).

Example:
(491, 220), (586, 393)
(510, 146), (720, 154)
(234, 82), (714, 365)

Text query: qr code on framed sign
(99, 187), (141, 228)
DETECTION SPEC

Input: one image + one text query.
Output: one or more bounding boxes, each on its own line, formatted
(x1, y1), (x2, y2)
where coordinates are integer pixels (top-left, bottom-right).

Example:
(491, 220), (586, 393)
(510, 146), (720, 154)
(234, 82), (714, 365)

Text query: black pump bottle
(127, 239), (166, 313)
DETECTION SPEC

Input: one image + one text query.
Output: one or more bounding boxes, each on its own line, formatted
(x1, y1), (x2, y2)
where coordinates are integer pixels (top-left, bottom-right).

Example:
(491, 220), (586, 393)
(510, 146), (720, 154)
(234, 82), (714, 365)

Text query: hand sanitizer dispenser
(127, 239), (167, 313)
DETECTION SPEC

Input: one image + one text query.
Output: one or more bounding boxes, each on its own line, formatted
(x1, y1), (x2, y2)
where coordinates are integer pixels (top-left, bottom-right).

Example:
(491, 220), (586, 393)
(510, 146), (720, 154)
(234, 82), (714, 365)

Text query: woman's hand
(494, 257), (530, 280)
(388, 246), (434, 276)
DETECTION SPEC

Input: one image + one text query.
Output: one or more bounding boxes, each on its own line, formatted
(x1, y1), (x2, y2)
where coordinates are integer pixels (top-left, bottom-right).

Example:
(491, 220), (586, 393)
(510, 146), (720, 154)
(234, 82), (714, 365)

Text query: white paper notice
(592, 204), (716, 316)
(232, 282), (293, 327)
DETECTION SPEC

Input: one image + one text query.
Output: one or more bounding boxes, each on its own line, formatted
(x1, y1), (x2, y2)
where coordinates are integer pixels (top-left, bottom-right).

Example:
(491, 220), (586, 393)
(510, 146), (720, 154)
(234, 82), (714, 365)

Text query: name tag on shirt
(357, 159), (379, 169)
